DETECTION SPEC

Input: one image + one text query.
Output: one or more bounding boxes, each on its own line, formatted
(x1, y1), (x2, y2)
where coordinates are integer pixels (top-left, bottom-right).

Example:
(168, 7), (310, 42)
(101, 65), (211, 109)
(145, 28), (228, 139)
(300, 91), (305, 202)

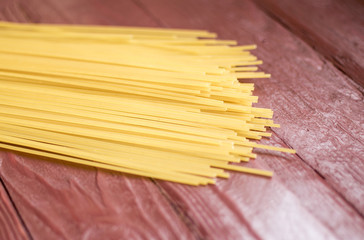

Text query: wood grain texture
(0, 0), (363, 239)
(0, 166), (29, 240)
(0, 152), (195, 240)
(0, 0), (157, 26)
(253, 0), (364, 87)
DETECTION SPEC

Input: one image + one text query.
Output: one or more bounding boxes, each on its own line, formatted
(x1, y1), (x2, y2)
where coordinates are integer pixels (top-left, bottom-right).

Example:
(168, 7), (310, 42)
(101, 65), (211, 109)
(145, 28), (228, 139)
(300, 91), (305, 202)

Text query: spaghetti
(0, 21), (295, 185)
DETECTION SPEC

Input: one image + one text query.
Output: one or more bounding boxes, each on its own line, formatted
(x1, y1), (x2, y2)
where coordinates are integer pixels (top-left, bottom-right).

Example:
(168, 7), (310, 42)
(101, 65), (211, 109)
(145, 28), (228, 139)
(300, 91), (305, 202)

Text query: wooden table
(1, 0), (363, 239)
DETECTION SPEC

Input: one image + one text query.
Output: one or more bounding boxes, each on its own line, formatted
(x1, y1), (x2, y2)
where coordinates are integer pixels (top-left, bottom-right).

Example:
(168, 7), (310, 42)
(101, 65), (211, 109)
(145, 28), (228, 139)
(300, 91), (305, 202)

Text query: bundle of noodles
(0, 21), (295, 185)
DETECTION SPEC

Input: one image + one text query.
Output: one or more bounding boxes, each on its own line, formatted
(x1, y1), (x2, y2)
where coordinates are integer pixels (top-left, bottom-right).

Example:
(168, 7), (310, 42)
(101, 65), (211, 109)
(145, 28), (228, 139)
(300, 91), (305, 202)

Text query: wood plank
(135, 0), (364, 239)
(253, 0), (364, 87)
(0, 0), (160, 27)
(0, 166), (29, 240)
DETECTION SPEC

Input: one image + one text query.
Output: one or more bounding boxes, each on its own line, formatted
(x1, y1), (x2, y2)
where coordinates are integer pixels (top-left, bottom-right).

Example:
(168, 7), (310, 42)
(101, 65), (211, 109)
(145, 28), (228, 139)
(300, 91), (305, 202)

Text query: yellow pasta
(0, 21), (296, 185)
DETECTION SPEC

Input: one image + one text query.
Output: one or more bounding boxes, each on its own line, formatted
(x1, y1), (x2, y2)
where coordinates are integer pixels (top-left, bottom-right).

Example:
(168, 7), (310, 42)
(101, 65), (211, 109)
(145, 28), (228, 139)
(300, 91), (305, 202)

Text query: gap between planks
(270, 128), (364, 219)
(0, 176), (33, 240)
(252, 0), (364, 90)
(150, 179), (205, 240)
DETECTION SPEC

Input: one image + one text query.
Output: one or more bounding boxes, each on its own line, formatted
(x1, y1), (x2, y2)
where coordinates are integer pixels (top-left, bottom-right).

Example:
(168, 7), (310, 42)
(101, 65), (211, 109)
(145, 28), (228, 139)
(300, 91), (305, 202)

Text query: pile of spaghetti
(0, 21), (295, 185)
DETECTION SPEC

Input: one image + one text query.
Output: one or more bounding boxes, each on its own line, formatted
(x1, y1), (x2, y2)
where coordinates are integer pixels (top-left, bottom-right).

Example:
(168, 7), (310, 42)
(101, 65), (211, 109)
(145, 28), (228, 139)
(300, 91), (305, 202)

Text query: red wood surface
(0, 152), (194, 240)
(254, 0), (364, 87)
(0, 159), (29, 240)
(0, 0), (364, 239)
